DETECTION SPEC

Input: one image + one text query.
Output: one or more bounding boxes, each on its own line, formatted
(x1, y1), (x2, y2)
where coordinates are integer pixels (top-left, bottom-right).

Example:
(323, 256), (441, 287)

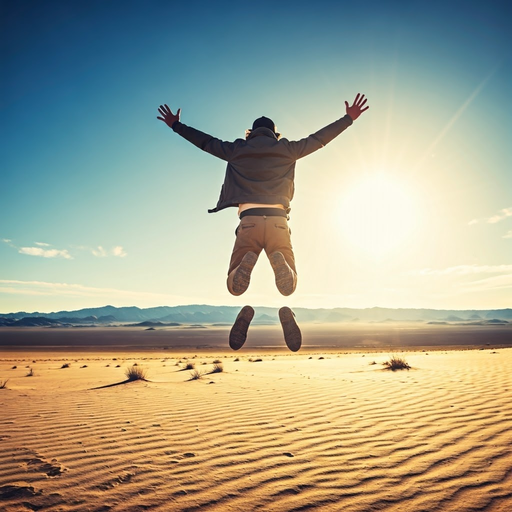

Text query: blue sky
(1, 0), (511, 313)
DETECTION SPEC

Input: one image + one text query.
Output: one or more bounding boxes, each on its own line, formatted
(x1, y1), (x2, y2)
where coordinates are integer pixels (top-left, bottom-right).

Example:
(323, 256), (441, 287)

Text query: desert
(1, 322), (512, 511)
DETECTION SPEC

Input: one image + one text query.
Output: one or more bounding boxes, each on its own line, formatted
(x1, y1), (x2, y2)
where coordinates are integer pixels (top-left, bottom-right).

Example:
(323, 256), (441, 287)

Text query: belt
(239, 208), (289, 219)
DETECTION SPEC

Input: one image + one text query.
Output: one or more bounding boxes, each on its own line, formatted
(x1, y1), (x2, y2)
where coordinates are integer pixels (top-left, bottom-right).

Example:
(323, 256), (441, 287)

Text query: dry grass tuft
(383, 355), (411, 371)
(0, 379), (8, 389)
(188, 369), (203, 380)
(26, 368), (34, 377)
(184, 362), (195, 370)
(210, 362), (224, 374)
(61, 363), (70, 369)
(125, 364), (148, 381)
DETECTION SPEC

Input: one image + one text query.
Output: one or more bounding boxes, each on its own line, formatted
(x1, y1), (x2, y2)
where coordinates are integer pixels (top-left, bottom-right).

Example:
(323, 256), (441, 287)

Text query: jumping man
(157, 93), (369, 351)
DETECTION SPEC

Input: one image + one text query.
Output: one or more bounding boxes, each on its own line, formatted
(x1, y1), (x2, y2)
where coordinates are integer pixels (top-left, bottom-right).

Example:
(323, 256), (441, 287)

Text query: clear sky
(1, 0), (511, 314)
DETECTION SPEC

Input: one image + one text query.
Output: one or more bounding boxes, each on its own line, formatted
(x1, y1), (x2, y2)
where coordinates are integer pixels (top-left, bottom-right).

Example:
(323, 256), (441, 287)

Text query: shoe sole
(269, 252), (295, 296)
(229, 305), (255, 350)
(279, 306), (302, 352)
(232, 252), (258, 295)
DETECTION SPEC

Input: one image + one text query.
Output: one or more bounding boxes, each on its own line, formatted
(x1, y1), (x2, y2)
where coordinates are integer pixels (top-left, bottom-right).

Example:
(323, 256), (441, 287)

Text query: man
(157, 93), (369, 351)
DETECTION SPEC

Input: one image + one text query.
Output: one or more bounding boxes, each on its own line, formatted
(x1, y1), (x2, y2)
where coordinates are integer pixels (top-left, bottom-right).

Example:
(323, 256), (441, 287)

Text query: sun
(337, 173), (419, 259)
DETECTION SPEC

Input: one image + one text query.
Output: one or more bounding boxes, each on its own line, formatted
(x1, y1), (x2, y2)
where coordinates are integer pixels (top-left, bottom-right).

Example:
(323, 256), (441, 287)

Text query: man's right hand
(157, 104), (181, 128)
(345, 94), (369, 121)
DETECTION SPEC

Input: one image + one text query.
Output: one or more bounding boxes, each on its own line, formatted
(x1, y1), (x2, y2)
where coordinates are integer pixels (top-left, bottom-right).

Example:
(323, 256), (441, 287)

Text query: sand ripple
(1, 350), (511, 511)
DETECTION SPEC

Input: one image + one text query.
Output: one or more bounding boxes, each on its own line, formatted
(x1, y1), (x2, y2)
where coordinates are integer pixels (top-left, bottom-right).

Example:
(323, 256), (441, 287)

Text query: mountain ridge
(1, 305), (511, 325)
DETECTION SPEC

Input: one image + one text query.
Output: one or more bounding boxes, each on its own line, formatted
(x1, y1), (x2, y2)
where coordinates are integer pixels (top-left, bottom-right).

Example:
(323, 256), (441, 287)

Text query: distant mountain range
(0, 305), (511, 327)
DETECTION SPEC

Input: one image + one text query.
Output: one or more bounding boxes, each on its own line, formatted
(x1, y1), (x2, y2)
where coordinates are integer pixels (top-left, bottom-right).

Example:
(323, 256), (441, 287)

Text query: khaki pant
(227, 215), (297, 294)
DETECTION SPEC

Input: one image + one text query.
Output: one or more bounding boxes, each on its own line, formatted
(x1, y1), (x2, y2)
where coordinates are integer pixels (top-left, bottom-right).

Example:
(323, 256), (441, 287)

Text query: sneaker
(279, 306), (302, 352)
(269, 252), (295, 296)
(229, 305), (255, 350)
(231, 252), (259, 295)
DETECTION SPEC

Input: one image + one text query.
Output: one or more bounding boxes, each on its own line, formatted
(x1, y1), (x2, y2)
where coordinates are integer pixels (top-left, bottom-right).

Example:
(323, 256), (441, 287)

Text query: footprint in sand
(24, 455), (66, 477)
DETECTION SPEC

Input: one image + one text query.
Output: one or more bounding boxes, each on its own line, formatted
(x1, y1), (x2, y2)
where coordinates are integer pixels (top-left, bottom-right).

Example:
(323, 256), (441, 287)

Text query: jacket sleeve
(286, 114), (353, 160)
(172, 122), (236, 161)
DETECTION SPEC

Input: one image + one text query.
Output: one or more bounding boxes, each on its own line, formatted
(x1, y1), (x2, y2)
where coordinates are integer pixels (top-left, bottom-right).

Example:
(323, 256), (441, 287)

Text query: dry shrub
(184, 362), (195, 370)
(26, 368), (34, 377)
(188, 369), (203, 380)
(61, 363), (70, 369)
(125, 364), (148, 381)
(383, 355), (411, 371)
(0, 379), (8, 389)
(210, 362), (224, 374)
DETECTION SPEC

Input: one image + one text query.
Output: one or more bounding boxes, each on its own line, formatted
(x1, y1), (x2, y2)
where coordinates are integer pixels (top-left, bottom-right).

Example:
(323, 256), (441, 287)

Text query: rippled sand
(1, 347), (512, 511)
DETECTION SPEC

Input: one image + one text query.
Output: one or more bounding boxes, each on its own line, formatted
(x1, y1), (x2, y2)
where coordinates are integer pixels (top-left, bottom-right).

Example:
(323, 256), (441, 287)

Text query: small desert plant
(26, 368), (34, 377)
(210, 362), (224, 374)
(233, 357), (239, 362)
(12, 365), (17, 369)
(188, 369), (203, 380)
(125, 364), (148, 381)
(61, 363), (70, 369)
(0, 379), (8, 389)
(383, 355), (411, 371)
(184, 362), (195, 370)
(213, 359), (222, 364)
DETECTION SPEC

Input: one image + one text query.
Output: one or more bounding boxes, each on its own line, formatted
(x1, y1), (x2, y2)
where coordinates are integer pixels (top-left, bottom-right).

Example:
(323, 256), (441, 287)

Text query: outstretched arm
(156, 103), (236, 161)
(344, 93), (369, 121)
(157, 104), (181, 128)
(287, 93), (369, 159)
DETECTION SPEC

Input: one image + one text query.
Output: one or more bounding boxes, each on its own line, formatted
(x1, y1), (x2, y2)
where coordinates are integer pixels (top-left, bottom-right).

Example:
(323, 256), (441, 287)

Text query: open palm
(345, 94), (369, 121)
(157, 104), (181, 128)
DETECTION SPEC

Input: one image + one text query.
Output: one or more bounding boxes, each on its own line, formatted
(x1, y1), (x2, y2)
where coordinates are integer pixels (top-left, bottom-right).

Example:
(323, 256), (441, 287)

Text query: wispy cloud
(4, 240), (127, 259)
(413, 264), (512, 276)
(460, 274), (512, 292)
(112, 246), (127, 258)
(408, 264), (512, 298)
(92, 245), (127, 258)
(0, 279), (178, 302)
(92, 246), (108, 257)
(502, 230), (512, 239)
(469, 206), (512, 225)
(19, 247), (72, 259)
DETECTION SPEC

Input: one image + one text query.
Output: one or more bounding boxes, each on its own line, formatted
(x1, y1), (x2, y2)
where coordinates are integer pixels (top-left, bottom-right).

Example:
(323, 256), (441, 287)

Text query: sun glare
(337, 174), (419, 259)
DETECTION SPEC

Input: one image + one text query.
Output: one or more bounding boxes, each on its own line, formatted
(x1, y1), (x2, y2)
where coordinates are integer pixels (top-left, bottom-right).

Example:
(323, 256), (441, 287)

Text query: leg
(227, 217), (264, 296)
(265, 218), (297, 296)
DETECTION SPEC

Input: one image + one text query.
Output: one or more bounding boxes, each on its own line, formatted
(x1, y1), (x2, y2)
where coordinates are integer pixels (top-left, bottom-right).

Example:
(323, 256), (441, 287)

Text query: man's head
(252, 116), (276, 132)
(247, 116), (280, 139)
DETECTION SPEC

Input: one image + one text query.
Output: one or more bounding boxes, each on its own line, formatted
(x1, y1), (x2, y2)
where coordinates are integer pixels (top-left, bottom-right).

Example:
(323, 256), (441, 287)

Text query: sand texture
(1, 348), (512, 511)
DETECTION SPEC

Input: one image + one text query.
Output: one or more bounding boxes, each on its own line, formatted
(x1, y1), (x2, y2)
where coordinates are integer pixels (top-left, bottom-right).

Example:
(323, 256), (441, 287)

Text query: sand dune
(1, 348), (512, 511)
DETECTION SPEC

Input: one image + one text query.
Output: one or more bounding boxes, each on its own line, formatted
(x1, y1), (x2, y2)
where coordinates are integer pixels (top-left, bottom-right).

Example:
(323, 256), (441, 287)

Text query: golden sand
(1, 347), (512, 511)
